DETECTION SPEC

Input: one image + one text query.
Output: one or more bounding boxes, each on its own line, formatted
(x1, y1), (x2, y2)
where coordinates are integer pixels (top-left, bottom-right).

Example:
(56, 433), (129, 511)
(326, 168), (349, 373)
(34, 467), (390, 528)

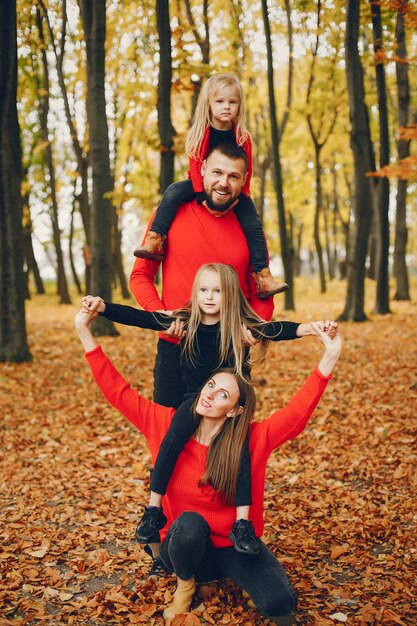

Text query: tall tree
(156, 0), (176, 194)
(369, 0), (390, 314)
(38, 0), (92, 293)
(183, 0), (210, 121)
(305, 0), (339, 294)
(0, 0), (31, 362)
(79, 0), (117, 335)
(339, 0), (375, 321)
(36, 7), (71, 304)
(393, 1), (411, 301)
(261, 0), (294, 310)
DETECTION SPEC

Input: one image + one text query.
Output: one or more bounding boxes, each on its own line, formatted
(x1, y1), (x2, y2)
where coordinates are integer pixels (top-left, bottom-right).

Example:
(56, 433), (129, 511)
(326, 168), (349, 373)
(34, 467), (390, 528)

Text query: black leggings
(150, 398), (252, 507)
(151, 179), (269, 273)
(160, 512), (297, 620)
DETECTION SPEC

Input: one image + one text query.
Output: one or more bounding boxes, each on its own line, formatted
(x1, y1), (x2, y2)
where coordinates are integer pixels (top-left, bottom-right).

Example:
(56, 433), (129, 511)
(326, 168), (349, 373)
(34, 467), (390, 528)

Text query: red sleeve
(260, 366), (332, 454)
(241, 135), (252, 197)
(85, 345), (174, 446)
(130, 212), (164, 311)
(188, 128), (211, 193)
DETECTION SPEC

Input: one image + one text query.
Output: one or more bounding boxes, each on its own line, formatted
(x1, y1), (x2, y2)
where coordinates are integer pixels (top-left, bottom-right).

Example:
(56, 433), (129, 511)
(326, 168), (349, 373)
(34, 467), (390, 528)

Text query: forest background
(0, 0), (416, 624)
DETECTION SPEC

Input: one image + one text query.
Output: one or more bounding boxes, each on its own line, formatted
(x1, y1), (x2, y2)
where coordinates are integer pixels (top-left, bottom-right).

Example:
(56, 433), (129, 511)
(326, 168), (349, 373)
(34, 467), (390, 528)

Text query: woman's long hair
(175, 263), (283, 378)
(193, 369), (256, 506)
(185, 73), (250, 159)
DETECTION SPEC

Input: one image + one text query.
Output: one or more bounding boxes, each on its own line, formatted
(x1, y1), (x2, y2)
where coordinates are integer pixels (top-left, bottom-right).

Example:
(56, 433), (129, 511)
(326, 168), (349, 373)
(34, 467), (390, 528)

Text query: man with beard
(130, 143), (275, 408)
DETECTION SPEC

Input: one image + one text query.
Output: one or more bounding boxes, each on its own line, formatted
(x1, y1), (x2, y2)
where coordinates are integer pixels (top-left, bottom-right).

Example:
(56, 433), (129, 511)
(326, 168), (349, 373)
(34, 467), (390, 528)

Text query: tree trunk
(393, 5), (410, 301)
(261, 0), (294, 310)
(324, 195), (335, 280)
(370, 0), (390, 314)
(69, 198), (82, 295)
(113, 211), (129, 299)
(22, 193), (45, 295)
(314, 145), (326, 293)
(0, 1), (31, 362)
(156, 0), (176, 193)
(184, 0), (210, 124)
(79, 0), (118, 335)
(39, 0), (91, 293)
(339, 0), (375, 321)
(36, 9), (71, 305)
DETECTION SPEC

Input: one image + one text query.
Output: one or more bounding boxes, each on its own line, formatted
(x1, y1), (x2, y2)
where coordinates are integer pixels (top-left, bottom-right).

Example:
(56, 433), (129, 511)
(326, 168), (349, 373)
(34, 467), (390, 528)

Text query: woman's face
(196, 372), (241, 420)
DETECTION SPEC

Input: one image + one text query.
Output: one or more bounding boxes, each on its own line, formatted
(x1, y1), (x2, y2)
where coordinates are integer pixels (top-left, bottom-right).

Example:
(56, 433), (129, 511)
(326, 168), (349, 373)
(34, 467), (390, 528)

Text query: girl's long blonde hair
(193, 369), (256, 506)
(185, 73), (250, 159)
(174, 263), (282, 378)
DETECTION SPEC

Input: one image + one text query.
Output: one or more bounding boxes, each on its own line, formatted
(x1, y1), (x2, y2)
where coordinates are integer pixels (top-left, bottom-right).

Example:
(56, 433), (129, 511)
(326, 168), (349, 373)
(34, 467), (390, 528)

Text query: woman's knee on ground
(254, 585), (298, 619)
(170, 511), (211, 544)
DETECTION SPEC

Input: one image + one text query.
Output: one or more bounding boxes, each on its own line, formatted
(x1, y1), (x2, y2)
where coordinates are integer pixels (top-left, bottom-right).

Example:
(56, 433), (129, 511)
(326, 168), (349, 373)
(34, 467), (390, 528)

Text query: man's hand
(161, 319), (187, 341)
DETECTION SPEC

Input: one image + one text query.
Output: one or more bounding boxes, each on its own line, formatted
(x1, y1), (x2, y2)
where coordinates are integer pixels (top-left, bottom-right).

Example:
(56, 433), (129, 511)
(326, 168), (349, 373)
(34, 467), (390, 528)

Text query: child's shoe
(253, 268), (289, 299)
(135, 506), (167, 543)
(133, 231), (166, 261)
(229, 519), (260, 555)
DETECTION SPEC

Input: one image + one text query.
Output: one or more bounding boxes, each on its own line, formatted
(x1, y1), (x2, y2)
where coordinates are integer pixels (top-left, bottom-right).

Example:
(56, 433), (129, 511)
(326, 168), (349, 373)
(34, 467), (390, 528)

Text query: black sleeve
(195, 191), (207, 205)
(252, 320), (301, 341)
(100, 303), (173, 331)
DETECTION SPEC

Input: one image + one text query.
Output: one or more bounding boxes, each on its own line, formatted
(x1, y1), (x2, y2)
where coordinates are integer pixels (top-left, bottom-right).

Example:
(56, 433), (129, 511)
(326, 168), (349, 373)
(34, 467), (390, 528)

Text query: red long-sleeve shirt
(130, 200), (274, 327)
(85, 346), (332, 548)
(188, 126), (253, 197)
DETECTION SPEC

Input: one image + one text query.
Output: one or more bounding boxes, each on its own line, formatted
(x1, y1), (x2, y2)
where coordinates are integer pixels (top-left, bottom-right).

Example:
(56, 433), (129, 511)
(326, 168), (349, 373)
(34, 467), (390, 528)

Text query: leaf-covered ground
(1, 281), (416, 625)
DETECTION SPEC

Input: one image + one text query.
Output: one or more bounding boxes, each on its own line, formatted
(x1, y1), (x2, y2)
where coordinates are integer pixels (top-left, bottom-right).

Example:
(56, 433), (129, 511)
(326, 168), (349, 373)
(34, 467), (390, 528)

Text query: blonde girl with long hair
(82, 263), (336, 556)
(133, 73), (288, 299)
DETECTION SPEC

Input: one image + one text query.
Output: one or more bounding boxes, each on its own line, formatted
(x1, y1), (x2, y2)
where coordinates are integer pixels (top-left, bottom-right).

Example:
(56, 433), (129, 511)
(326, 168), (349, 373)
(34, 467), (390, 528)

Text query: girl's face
(197, 269), (222, 324)
(196, 372), (241, 420)
(210, 86), (240, 130)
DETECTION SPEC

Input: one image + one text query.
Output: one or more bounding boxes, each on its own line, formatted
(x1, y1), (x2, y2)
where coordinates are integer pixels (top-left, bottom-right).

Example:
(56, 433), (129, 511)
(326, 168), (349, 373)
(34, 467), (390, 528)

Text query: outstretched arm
(259, 324), (342, 453)
(74, 308), (98, 352)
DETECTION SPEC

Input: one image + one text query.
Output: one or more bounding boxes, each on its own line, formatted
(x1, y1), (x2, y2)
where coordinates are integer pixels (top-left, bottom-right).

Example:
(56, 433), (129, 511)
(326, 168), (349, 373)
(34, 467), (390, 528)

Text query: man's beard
(204, 189), (238, 212)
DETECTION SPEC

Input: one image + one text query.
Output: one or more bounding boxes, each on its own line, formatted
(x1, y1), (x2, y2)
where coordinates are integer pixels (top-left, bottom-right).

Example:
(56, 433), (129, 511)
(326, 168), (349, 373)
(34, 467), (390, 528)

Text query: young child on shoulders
(133, 73), (288, 300)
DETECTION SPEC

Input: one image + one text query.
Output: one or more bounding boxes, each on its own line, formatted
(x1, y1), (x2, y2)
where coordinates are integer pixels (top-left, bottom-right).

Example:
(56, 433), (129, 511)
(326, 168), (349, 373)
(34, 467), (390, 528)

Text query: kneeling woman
(74, 308), (341, 621)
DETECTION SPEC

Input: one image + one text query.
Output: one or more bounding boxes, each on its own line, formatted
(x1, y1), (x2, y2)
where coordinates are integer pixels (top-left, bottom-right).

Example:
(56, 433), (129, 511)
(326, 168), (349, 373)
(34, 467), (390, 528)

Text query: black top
(101, 303), (300, 394)
(209, 126), (236, 150)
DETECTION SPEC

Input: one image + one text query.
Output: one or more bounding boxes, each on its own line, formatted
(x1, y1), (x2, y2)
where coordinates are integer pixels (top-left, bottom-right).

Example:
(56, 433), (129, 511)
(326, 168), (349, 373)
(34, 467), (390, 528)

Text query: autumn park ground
(1, 278), (416, 626)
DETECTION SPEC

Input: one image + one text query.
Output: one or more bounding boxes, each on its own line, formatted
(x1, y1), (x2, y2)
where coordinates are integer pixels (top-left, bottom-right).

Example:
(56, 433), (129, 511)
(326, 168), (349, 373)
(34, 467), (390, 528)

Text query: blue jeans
(160, 512), (297, 620)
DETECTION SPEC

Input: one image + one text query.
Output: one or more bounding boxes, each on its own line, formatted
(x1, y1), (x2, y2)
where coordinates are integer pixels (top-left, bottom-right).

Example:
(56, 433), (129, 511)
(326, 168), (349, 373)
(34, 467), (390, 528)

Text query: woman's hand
(81, 295), (106, 314)
(74, 308), (98, 352)
(311, 322), (342, 377)
(297, 320), (338, 337)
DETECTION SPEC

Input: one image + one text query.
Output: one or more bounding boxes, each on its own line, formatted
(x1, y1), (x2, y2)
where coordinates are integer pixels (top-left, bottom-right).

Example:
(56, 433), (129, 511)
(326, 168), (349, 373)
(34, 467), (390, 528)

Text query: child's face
(210, 86), (240, 129)
(197, 270), (222, 323)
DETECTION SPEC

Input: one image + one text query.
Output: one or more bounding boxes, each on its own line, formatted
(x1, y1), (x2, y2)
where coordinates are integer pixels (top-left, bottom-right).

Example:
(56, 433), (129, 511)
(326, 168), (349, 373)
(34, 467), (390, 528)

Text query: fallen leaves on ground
(1, 286), (416, 625)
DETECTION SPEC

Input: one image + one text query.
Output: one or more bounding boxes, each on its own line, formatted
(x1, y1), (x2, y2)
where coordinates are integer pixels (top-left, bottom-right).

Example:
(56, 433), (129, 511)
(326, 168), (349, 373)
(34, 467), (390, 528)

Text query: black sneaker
(229, 519), (260, 555)
(135, 506), (167, 543)
(146, 556), (169, 579)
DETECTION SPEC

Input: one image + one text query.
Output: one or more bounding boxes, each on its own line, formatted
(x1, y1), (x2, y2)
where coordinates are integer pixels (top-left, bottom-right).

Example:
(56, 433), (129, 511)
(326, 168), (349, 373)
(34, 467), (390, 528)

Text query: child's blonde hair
(185, 74), (250, 160)
(174, 263), (282, 378)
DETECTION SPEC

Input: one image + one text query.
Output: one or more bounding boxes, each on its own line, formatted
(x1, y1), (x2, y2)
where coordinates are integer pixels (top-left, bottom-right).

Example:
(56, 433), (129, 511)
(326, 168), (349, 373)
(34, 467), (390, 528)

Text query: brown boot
(133, 231), (165, 261)
(253, 268), (289, 299)
(163, 576), (195, 621)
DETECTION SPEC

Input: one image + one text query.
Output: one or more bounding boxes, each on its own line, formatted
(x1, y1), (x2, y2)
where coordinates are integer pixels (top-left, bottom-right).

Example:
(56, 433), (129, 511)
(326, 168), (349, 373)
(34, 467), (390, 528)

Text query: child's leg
(229, 436), (259, 555)
(233, 196), (269, 274)
(135, 398), (197, 544)
(151, 179), (195, 236)
(134, 180), (195, 260)
(234, 196), (289, 298)
(150, 397), (197, 494)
